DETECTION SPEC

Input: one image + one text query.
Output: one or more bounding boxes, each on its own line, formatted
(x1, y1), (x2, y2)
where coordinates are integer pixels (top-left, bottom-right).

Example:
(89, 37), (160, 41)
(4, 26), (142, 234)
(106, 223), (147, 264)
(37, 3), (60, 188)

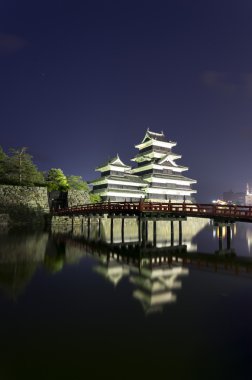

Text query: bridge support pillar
(98, 217), (101, 239)
(153, 220), (157, 247)
(81, 217), (84, 233)
(171, 220), (174, 246)
(179, 220), (182, 245)
(141, 219), (147, 247)
(138, 217), (142, 243)
(87, 217), (91, 240)
(121, 217), (125, 243)
(110, 217), (114, 244)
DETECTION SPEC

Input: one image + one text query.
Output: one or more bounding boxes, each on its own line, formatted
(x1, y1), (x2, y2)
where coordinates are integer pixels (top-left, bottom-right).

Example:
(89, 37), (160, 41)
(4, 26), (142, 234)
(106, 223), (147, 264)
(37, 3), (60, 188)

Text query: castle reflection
(50, 216), (252, 313)
(65, 237), (190, 314)
(1, 217), (252, 308)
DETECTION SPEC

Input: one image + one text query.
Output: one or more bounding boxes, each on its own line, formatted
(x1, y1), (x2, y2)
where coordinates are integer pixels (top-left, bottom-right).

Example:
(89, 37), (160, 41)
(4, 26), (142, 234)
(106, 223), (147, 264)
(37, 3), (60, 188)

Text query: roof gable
(109, 155), (129, 167)
(141, 128), (165, 144)
(158, 154), (178, 166)
(97, 154), (131, 170)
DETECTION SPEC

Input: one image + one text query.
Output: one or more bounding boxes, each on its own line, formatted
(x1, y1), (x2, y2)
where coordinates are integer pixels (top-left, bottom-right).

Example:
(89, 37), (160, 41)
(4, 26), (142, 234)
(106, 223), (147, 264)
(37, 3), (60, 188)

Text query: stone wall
(67, 189), (90, 207)
(0, 186), (91, 226)
(0, 185), (49, 225)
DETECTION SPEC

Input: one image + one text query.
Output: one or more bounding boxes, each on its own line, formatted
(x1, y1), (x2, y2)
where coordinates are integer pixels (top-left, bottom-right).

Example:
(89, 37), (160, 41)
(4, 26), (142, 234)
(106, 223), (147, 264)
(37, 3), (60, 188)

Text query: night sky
(1, 0), (252, 201)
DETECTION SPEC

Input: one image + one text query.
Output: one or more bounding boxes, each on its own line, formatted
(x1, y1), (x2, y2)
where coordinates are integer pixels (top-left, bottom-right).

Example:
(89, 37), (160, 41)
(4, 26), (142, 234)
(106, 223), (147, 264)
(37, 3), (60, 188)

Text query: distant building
(245, 184), (252, 206)
(223, 190), (245, 205)
(90, 129), (197, 202)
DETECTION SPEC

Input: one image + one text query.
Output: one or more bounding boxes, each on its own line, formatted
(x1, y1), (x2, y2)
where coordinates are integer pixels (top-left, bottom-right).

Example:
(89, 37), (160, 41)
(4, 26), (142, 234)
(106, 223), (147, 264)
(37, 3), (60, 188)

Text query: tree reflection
(0, 230), (48, 299)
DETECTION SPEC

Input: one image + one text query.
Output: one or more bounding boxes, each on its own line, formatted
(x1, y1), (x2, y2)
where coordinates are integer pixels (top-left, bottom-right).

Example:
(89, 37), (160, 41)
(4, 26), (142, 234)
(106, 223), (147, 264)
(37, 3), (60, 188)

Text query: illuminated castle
(90, 129), (197, 202)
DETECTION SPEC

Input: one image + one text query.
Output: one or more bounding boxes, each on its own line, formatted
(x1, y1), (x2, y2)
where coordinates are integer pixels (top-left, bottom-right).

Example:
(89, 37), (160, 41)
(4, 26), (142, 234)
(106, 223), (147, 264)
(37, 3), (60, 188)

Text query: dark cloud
(201, 70), (252, 95)
(0, 33), (28, 56)
(201, 70), (236, 94)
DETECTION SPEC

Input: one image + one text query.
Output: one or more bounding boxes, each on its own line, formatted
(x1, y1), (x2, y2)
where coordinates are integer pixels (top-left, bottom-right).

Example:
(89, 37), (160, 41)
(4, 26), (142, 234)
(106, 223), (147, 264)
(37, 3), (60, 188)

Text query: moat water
(0, 218), (252, 379)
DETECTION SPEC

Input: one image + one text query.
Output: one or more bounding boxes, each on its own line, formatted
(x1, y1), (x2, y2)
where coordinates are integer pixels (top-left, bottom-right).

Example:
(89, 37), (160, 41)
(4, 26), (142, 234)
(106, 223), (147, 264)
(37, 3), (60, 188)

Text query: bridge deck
(53, 201), (252, 223)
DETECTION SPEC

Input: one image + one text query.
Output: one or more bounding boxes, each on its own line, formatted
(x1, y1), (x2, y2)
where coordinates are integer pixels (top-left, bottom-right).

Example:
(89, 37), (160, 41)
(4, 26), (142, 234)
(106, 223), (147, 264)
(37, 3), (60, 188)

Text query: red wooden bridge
(53, 201), (252, 223)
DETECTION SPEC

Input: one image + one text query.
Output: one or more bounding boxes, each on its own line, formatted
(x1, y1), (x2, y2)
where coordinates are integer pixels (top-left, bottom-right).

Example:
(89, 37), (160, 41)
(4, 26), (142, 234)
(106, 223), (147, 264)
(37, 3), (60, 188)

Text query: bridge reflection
(54, 234), (190, 314)
(50, 222), (252, 313)
(0, 221), (252, 306)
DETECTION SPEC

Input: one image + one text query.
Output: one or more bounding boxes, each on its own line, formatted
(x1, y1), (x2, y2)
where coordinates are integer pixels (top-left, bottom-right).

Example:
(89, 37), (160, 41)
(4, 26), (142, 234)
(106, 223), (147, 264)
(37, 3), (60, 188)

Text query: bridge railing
(52, 201), (252, 220)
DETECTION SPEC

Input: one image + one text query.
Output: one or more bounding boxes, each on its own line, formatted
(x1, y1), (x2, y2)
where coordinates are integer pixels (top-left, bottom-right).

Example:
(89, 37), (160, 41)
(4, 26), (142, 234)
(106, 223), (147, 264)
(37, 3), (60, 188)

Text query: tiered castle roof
(90, 154), (147, 202)
(131, 129), (197, 201)
(90, 129), (197, 202)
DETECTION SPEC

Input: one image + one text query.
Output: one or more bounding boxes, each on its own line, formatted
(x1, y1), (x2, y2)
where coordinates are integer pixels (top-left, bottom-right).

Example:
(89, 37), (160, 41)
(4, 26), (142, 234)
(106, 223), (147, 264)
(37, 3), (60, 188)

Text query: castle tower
(131, 129), (197, 202)
(89, 155), (147, 202)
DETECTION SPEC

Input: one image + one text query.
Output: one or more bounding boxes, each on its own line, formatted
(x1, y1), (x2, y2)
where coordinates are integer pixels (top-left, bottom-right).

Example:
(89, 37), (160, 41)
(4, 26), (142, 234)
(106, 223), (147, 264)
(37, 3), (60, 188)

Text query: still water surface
(0, 218), (252, 379)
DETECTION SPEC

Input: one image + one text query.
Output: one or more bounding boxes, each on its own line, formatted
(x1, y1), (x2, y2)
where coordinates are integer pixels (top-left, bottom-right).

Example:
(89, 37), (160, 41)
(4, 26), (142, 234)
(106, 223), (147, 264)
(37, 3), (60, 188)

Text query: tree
(5, 147), (45, 185)
(89, 193), (101, 203)
(46, 168), (69, 192)
(0, 146), (8, 183)
(67, 174), (101, 203)
(67, 175), (89, 191)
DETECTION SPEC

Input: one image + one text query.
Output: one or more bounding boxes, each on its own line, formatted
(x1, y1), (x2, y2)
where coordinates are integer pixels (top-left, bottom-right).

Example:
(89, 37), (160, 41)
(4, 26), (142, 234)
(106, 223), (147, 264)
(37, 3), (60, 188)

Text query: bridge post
(71, 217), (74, 233)
(139, 198), (144, 212)
(87, 216), (91, 240)
(110, 217), (114, 244)
(171, 220), (174, 246)
(81, 217), (84, 233)
(145, 220), (148, 242)
(179, 220), (182, 245)
(153, 220), (157, 247)
(98, 217), (101, 239)
(138, 217), (142, 243)
(141, 219), (147, 247)
(121, 217), (125, 243)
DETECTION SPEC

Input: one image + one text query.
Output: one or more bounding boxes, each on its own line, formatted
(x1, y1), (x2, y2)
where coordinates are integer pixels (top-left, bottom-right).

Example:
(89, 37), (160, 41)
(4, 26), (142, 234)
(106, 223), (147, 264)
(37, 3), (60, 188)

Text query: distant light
(212, 199), (227, 205)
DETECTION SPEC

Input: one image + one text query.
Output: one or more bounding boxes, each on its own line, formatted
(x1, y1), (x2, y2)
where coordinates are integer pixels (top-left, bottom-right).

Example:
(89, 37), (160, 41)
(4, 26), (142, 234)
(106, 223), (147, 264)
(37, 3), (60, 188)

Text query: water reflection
(130, 264), (189, 314)
(0, 229), (47, 299)
(246, 228), (252, 255)
(1, 218), (252, 307)
(60, 235), (190, 313)
(52, 227), (252, 313)
(1, 222), (252, 379)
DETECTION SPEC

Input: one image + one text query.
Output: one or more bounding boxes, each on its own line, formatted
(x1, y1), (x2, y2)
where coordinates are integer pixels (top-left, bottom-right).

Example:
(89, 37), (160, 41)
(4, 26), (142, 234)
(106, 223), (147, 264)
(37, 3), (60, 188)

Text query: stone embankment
(51, 189), (90, 226)
(0, 185), (90, 226)
(0, 185), (49, 226)
(67, 189), (90, 207)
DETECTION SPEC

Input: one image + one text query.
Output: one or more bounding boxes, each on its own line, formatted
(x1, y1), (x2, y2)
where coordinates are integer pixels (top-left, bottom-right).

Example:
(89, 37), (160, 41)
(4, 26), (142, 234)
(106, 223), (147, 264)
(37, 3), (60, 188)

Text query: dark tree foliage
(0, 146), (99, 203)
(67, 175), (101, 202)
(89, 193), (101, 203)
(0, 146), (44, 186)
(46, 168), (69, 192)
(6, 147), (45, 185)
(0, 146), (8, 183)
(67, 175), (89, 190)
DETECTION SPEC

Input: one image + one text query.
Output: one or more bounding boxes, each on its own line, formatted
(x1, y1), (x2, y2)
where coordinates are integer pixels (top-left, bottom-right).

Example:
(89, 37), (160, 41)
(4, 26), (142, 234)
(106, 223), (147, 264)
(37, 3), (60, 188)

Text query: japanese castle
(90, 129), (197, 202)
